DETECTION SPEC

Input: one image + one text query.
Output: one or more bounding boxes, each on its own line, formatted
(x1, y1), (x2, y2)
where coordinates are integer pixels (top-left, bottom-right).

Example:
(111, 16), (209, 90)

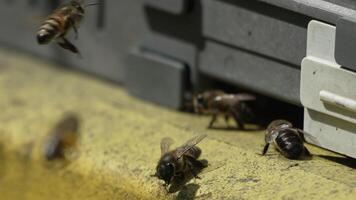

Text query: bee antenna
(84, 2), (102, 8)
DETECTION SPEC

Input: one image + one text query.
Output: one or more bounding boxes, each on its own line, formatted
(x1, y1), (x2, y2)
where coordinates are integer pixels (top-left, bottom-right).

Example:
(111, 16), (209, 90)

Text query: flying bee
(193, 90), (256, 130)
(262, 120), (311, 160)
(44, 113), (80, 160)
(37, 0), (99, 55)
(152, 134), (208, 193)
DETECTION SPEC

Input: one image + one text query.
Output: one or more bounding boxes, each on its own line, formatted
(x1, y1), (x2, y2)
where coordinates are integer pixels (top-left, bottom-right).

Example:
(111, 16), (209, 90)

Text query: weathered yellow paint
(0, 48), (356, 200)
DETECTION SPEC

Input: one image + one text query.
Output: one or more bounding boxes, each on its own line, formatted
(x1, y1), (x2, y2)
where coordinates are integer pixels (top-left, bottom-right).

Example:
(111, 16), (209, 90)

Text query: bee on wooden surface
(37, 0), (99, 55)
(44, 113), (80, 160)
(152, 135), (208, 193)
(193, 90), (256, 130)
(262, 120), (311, 160)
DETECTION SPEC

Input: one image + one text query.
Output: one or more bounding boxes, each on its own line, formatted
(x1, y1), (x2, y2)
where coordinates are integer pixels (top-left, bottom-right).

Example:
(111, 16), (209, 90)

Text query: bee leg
(167, 176), (185, 193)
(57, 37), (81, 56)
(224, 115), (230, 127)
(208, 112), (218, 128)
(73, 25), (79, 40)
(68, 18), (79, 40)
(186, 156), (206, 179)
(189, 165), (202, 179)
(262, 143), (270, 156)
(162, 183), (169, 192)
(231, 110), (245, 130)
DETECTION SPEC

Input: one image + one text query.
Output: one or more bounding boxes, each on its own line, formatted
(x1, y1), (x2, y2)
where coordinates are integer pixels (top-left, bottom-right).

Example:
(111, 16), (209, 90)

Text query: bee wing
(176, 134), (207, 159)
(44, 133), (60, 160)
(24, 14), (48, 26)
(160, 137), (174, 155)
(234, 94), (256, 101)
(199, 160), (225, 176)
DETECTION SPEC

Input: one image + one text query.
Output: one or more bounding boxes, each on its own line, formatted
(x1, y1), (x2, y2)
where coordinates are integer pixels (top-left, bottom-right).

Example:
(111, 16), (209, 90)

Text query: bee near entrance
(152, 134), (208, 193)
(262, 120), (311, 160)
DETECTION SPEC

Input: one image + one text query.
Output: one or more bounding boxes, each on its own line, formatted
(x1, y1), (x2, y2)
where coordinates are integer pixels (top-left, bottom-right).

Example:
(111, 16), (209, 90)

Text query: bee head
(193, 94), (208, 114)
(265, 120), (293, 143)
(70, 1), (85, 13)
(156, 154), (175, 185)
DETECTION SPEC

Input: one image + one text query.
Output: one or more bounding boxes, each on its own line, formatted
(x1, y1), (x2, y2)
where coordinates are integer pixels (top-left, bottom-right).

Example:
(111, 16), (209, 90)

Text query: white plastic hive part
(301, 20), (356, 158)
(319, 90), (356, 113)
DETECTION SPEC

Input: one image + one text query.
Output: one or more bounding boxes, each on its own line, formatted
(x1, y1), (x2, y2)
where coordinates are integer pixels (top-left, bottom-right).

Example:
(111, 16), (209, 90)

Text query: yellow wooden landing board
(0, 48), (355, 200)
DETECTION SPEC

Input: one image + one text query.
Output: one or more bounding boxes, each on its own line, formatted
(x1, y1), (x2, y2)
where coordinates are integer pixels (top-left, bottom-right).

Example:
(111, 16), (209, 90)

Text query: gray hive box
(2, 0), (356, 106)
(1, 0), (356, 157)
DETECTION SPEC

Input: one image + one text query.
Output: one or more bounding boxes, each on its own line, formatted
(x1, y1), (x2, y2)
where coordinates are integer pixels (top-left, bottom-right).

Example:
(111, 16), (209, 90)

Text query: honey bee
(193, 90), (256, 130)
(262, 120), (311, 160)
(37, 0), (99, 55)
(44, 113), (80, 160)
(152, 134), (208, 193)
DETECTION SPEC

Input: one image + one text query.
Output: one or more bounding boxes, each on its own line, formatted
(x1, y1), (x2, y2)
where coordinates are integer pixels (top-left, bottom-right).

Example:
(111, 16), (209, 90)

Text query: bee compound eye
(166, 163), (173, 168)
(165, 163), (174, 173)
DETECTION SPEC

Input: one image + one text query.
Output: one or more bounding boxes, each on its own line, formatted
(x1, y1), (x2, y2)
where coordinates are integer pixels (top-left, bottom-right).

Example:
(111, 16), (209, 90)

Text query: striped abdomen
(275, 129), (304, 159)
(184, 146), (201, 159)
(37, 15), (66, 45)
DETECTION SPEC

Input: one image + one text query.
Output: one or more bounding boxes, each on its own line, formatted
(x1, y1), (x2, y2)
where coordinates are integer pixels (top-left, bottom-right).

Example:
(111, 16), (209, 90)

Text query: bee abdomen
(185, 146), (201, 159)
(37, 17), (62, 44)
(276, 130), (304, 159)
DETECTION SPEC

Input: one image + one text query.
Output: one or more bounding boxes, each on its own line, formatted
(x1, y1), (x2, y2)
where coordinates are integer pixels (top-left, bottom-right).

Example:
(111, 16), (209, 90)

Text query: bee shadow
(175, 183), (200, 200)
(317, 155), (356, 169)
(43, 158), (71, 170)
(168, 160), (208, 194)
(208, 126), (263, 132)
